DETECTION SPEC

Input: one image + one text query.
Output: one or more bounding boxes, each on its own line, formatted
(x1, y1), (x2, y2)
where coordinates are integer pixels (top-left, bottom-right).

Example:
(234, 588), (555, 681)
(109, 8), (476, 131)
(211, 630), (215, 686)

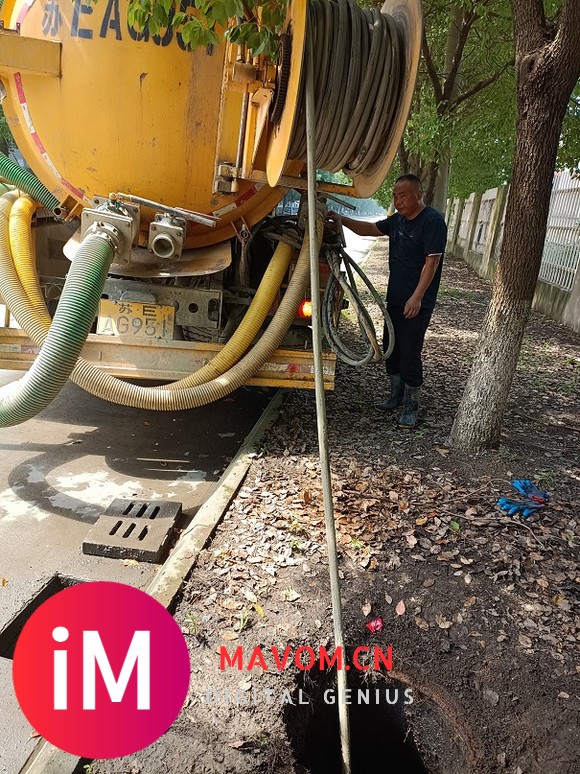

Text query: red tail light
(297, 299), (313, 318)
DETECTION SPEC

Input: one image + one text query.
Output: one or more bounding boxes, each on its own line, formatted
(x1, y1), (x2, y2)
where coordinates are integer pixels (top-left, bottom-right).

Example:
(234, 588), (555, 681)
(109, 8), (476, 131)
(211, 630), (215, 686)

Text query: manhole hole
(284, 668), (428, 773)
(284, 665), (480, 774)
(82, 498), (182, 563)
(0, 575), (81, 660)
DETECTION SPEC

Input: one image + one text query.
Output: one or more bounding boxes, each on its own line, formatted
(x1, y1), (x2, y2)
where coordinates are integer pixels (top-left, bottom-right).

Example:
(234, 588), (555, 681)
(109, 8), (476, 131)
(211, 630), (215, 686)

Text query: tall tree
(402, 0), (514, 209)
(374, 0), (515, 211)
(451, 0), (580, 451)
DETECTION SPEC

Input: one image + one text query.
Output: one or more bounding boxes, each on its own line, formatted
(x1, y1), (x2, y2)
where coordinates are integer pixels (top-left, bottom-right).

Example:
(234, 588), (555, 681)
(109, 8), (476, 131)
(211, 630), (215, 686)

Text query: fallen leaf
(450, 521), (461, 533)
(423, 578), (436, 588)
(415, 517), (428, 526)
(122, 559), (139, 567)
(254, 604), (265, 618)
(518, 634), (533, 648)
(435, 447), (450, 457)
(396, 600), (406, 616)
(1, 578), (7, 587)
(415, 617), (429, 631)
(406, 534), (418, 548)
(362, 600), (372, 616)
(284, 588), (301, 602)
(222, 631), (239, 641)
(220, 598), (242, 611)
(435, 613), (453, 629)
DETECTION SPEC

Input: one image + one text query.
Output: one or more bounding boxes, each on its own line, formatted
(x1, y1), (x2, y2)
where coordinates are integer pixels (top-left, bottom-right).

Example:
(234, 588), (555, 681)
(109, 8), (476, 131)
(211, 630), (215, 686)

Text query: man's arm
(328, 212), (384, 237)
(403, 254), (441, 319)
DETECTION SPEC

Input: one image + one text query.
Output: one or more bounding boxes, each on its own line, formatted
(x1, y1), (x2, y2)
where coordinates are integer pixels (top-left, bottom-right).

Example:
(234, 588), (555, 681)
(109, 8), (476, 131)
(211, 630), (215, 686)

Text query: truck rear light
(297, 299), (313, 318)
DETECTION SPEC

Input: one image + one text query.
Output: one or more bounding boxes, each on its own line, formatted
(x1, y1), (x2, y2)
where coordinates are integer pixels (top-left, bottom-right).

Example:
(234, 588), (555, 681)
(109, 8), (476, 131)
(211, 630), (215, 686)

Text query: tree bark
(451, 0), (580, 451)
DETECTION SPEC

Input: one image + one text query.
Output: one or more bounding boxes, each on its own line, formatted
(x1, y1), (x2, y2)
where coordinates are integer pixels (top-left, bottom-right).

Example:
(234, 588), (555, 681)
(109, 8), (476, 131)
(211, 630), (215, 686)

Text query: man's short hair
(395, 174), (422, 191)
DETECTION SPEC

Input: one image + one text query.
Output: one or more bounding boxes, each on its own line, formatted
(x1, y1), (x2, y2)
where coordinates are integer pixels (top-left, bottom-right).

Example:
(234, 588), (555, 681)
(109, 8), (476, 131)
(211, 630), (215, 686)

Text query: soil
(92, 242), (580, 774)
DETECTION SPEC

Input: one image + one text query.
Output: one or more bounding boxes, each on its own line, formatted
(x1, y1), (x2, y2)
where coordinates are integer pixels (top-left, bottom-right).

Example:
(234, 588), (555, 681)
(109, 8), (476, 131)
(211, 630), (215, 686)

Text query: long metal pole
(304, 30), (352, 774)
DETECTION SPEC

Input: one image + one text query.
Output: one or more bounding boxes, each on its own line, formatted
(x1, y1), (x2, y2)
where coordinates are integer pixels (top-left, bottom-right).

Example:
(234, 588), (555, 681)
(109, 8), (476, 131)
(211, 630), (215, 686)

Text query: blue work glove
(497, 497), (544, 519)
(512, 479), (550, 504)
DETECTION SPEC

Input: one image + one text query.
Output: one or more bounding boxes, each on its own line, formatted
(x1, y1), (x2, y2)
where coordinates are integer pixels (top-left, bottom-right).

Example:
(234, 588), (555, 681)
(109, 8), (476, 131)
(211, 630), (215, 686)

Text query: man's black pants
(383, 305), (433, 388)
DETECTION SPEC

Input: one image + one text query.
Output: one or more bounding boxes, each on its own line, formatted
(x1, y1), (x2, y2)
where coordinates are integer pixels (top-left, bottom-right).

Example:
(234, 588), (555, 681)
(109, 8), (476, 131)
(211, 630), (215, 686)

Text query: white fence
(538, 170), (580, 291)
(450, 170), (580, 293)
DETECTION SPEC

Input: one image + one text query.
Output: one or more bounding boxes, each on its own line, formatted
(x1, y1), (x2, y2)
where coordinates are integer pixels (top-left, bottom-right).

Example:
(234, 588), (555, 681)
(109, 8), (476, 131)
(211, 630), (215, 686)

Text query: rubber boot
(375, 374), (404, 412)
(398, 384), (420, 428)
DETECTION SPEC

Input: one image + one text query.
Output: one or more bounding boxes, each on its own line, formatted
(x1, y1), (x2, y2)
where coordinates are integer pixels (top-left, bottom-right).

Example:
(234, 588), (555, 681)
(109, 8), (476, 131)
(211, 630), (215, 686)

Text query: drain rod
(305, 32), (352, 774)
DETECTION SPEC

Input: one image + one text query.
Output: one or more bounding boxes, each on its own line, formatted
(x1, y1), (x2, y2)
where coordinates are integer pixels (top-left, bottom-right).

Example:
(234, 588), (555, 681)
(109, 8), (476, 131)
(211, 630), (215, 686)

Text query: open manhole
(284, 668), (475, 774)
(0, 575), (81, 660)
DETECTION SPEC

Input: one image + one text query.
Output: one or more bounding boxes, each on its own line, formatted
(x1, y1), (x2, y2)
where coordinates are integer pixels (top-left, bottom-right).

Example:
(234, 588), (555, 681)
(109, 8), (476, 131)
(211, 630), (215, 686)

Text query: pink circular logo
(12, 581), (190, 759)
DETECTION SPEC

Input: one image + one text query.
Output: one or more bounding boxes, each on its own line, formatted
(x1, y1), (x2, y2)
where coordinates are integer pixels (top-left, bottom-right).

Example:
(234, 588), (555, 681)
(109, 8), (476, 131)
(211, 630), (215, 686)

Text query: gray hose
(322, 243), (394, 366)
(288, 0), (403, 177)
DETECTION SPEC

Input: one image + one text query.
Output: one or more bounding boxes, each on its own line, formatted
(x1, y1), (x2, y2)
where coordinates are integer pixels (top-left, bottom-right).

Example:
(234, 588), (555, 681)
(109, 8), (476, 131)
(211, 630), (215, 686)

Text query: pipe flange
(86, 221), (125, 257)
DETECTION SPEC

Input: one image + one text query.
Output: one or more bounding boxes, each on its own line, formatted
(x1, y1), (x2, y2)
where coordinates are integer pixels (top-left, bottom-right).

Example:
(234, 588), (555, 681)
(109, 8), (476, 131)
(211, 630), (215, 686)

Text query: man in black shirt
(329, 174), (447, 428)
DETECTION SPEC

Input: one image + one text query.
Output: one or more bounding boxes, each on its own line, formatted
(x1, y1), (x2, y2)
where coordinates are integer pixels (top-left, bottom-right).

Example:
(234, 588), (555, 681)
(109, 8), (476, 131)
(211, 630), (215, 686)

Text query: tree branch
(450, 61), (514, 112)
(421, 30), (444, 106)
(442, 9), (478, 106)
(552, 0), (580, 83)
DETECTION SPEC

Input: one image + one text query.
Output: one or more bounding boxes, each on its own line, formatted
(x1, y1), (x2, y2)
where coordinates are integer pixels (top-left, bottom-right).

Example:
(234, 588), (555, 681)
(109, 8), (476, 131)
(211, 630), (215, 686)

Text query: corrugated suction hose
(0, 193), (114, 426)
(3, 194), (319, 411)
(0, 153), (59, 210)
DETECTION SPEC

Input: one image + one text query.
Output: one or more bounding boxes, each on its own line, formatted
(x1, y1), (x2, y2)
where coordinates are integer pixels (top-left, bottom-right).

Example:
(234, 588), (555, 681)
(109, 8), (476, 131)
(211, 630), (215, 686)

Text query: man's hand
(404, 294), (422, 318)
(326, 211), (341, 233)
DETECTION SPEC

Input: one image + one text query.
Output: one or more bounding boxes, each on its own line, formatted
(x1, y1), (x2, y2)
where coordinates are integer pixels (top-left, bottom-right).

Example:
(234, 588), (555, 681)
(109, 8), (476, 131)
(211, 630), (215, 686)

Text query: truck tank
(0, 0), (421, 423)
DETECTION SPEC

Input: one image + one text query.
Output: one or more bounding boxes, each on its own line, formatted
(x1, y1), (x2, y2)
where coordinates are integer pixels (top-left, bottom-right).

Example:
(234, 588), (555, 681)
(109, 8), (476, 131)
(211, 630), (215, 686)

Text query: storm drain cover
(82, 499), (182, 563)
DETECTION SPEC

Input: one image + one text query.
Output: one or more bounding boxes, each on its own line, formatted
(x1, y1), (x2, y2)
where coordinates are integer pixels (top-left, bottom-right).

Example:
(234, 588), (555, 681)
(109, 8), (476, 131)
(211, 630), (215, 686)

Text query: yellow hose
(10, 196), (48, 318)
(4, 195), (318, 410)
(9, 197), (295, 390)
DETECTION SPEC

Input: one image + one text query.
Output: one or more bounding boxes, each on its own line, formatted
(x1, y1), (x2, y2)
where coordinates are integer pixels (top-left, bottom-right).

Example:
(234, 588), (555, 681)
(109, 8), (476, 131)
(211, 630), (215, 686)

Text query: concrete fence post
(450, 198), (464, 252)
(481, 184), (509, 279)
(463, 192), (482, 262)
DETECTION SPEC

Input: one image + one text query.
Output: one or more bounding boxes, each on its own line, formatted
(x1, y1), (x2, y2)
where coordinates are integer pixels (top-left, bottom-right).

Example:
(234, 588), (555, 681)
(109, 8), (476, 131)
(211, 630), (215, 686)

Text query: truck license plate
(97, 300), (175, 340)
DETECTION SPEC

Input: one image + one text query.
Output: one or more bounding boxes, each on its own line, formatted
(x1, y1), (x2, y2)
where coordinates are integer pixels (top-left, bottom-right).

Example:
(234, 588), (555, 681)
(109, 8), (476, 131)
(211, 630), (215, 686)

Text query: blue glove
(512, 479), (550, 504)
(497, 497), (544, 519)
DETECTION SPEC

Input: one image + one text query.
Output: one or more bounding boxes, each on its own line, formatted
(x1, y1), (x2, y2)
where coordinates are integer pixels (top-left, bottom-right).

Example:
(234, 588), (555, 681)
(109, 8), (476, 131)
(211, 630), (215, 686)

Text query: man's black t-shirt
(376, 206), (447, 310)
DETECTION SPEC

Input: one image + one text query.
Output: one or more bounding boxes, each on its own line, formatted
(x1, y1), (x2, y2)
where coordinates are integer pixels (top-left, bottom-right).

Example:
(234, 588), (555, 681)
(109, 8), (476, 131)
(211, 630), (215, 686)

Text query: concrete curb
(18, 389), (287, 774)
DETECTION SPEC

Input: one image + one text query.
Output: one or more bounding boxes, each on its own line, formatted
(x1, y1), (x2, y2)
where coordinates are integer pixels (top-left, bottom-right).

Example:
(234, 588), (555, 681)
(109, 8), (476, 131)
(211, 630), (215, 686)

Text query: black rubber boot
(398, 384), (420, 428)
(375, 374), (404, 412)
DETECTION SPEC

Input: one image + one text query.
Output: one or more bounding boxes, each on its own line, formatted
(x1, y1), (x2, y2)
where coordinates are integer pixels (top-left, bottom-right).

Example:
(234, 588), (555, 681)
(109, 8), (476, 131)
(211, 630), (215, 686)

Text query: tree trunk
(431, 5), (462, 213)
(451, 3), (580, 451)
(431, 159), (450, 214)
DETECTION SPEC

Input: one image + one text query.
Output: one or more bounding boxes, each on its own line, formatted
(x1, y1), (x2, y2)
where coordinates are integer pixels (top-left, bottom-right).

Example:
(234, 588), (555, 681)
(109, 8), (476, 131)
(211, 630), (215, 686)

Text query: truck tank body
(0, 0), (291, 249)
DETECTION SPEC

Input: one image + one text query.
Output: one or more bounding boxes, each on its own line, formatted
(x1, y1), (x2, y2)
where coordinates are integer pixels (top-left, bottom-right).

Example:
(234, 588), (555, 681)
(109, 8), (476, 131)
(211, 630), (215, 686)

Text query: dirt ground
(92, 243), (580, 774)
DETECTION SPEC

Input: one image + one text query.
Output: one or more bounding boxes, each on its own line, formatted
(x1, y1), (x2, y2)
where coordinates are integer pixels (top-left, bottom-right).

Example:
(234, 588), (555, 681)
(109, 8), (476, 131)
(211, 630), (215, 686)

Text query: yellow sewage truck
(0, 0), (421, 424)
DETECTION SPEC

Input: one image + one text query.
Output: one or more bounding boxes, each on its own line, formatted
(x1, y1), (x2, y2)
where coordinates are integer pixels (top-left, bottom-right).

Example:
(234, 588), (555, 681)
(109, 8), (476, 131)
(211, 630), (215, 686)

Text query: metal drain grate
(82, 499), (182, 563)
